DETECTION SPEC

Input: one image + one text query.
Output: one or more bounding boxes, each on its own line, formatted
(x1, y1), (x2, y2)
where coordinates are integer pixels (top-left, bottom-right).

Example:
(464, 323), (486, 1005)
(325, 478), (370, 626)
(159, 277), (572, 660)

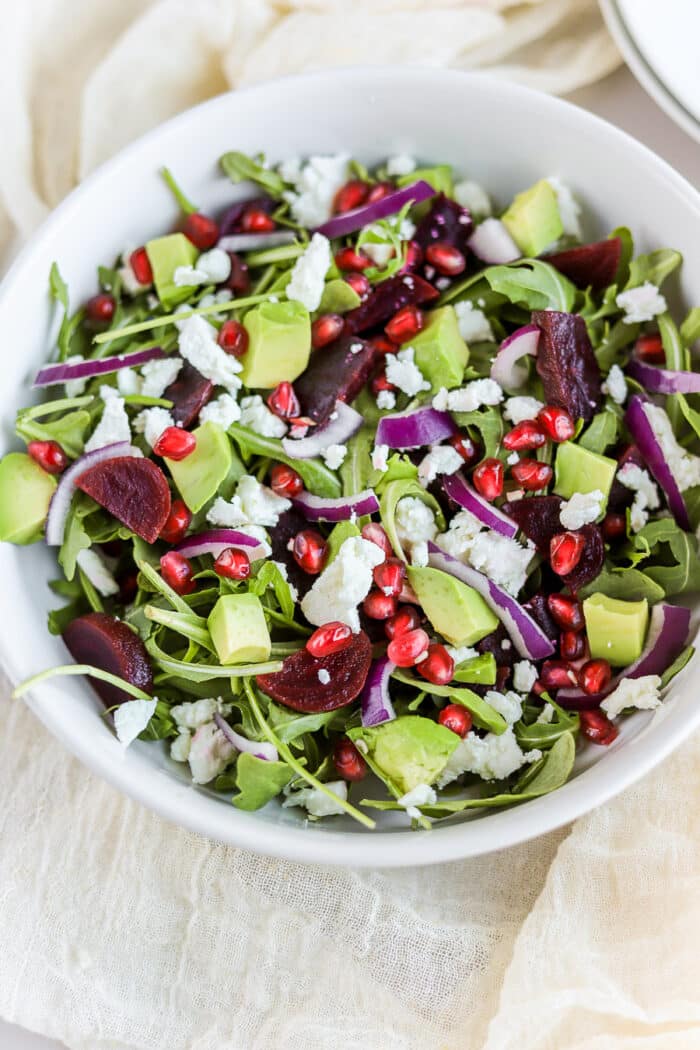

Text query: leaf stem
(92, 293), (284, 345)
(13, 663), (152, 701)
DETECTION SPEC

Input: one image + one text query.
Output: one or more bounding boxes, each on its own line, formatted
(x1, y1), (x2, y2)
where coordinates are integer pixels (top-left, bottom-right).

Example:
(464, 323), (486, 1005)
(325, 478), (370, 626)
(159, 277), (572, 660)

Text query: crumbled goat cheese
(133, 406), (175, 449)
(513, 660), (538, 694)
(395, 497), (438, 565)
(322, 443), (347, 470)
(286, 233), (331, 311)
(317, 668), (331, 685)
(397, 783), (437, 820)
(362, 240), (394, 268)
(536, 702), (555, 724)
(447, 645), (479, 666)
(199, 393), (241, 430)
(301, 537), (385, 632)
(559, 489), (604, 530)
(454, 301), (495, 343)
(197, 289), (233, 320)
(385, 347), (431, 397)
(177, 314), (242, 393)
(64, 355), (87, 397)
(616, 282), (667, 324)
(602, 365), (628, 405)
(467, 531), (532, 596)
(371, 444), (390, 473)
(418, 444), (463, 487)
(545, 176), (582, 239)
(84, 393), (131, 452)
(282, 779), (348, 817)
(171, 697), (230, 730)
(281, 153), (350, 228)
(453, 179), (492, 217)
(196, 248), (232, 284)
(117, 367), (141, 396)
(617, 462), (660, 533)
(410, 541), (429, 567)
(601, 675), (662, 719)
(188, 722), (235, 784)
(438, 727), (540, 786)
(504, 396), (544, 425)
(376, 389), (396, 411)
(139, 357), (182, 398)
(170, 730), (192, 763)
(484, 690), (523, 726)
(76, 549), (119, 597)
(239, 394), (287, 438)
(386, 154), (416, 177)
(435, 509), (483, 558)
(644, 402), (700, 491)
(207, 475), (290, 530)
(114, 699), (157, 748)
(433, 378), (503, 413)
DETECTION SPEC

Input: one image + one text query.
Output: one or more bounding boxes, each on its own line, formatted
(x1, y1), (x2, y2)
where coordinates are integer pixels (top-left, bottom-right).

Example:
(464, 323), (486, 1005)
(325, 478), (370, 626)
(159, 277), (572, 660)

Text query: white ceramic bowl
(2, 68), (699, 868)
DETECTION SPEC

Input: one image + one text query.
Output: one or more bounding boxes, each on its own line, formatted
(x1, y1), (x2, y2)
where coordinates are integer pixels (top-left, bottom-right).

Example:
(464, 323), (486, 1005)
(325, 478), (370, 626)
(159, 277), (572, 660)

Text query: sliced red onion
(315, 180), (435, 239)
(281, 400), (362, 460)
(427, 542), (555, 660)
(467, 218), (521, 264)
(625, 395), (690, 529)
(375, 406), (456, 450)
(214, 712), (278, 761)
(292, 488), (379, 522)
(45, 442), (142, 546)
(627, 359), (700, 395)
(360, 657), (397, 727)
(557, 602), (691, 709)
(175, 529), (268, 562)
(34, 347), (166, 388)
(442, 472), (518, 538)
(217, 231), (297, 252)
(490, 324), (540, 389)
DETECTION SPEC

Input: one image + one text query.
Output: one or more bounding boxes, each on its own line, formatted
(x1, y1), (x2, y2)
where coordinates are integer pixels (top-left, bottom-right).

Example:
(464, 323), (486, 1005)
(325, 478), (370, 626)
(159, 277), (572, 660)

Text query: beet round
(294, 335), (377, 424)
(63, 612), (153, 707)
(163, 361), (214, 427)
(76, 456), (171, 543)
(533, 310), (602, 423)
(546, 237), (622, 291)
(257, 631), (372, 712)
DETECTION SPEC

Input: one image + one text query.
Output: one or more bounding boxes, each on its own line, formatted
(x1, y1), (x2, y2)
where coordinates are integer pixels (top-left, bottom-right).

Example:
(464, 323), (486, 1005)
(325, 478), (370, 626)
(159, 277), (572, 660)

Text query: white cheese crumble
(436, 509), (483, 557)
(177, 314), (242, 393)
(282, 779), (348, 818)
(397, 783), (437, 820)
(376, 389), (397, 411)
(395, 497), (438, 566)
(301, 536), (385, 633)
(385, 347), (431, 397)
(433, 378), (503, 413)
(417, 444), (463, 487)
(188, 721), (235, 784)
(453, 179), (491, 218)
(64, 355), (87, 398)
(362, 240), (394, 269)
(286, 233), (331, 311)
(536, 703), (555, 724)
(117, 367), (141, 397)
(545, 176), (582, 239)
(616, 282), (667, 324)
(410, 541), (429, 567)
(133, 406), (175, 449)
(171, 697), (231, 730)
(76, 549), (119, 597)
(113, 699), (157, 748)
(139, 357), (182, 398)
(371, 444), (390, 473)
(617, 462), (660, 533)
(484, 689), (523, 726)
(386, 154), (416, 177)
(199, 392), (241, 430)
(84, 392), (131, 452)
(447, 645), (479, 666)
(436, 510), (532, 596)
(170, 730), (192, 763)
(321, 443), (347, 470)
(559, 489), (604, 530)
(513, 660), (538, 694)
(600, 674), (662, 719)
(317, 668), (331, 685)
(438, 727), (540, 786)
(454, 301), (495, 343)
(504, 396), (544, 425)
(643, 401), (700, 491)
(602, 364), (628, 406)
(239, 394), (287, 438)
(207, 474), (290, 530)
(281, 153), (350, 228)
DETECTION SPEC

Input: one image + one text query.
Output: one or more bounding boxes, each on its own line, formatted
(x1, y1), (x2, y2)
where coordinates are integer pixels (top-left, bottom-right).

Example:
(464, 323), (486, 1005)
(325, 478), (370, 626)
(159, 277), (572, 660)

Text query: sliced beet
(523, 593), (559, 640)
(294, 335), (376, 424)
(269, 507), (315, 598)
(257, 630), (372, 712)
(546, 237), (622, 292)
(476, 625), (516, 668)
(63, 612), (153, 707)
(561, 523), (605, 592)
(344, 273), (439, 336)
(76, 456), (171, 543)
(163, 361), (214, 427)
(506, 495), (564, 555)
(413, 194), (473, 254)
(533, 310), (602, 423)
(608, 445), (644, 511)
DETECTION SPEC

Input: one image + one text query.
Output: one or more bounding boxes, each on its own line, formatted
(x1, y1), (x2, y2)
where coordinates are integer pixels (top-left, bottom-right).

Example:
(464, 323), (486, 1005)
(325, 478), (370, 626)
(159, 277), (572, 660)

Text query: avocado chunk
(397, 165), (453, 197)
(348, 715), (459, 795)
(0, 452), (57, 544)
(326, 520), (360, 564)
(208, 593), (271, 664)
(240, 300), (311, 389)
(407, 565), (499, 646)
(501, 179), (563, 258)
(166, 421), (232, 512)
(317, 279), (361, 315)
(554, 441), (617, 507)
(408, 305), (469, 392)
(583, 592), (649, 667)
(145, 233), (199, 309)
(452, 652), (498, 686)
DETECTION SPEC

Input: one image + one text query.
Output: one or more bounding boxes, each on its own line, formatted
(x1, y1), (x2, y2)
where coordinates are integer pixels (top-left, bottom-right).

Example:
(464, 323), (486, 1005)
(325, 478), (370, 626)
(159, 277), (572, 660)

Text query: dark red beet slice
(163, 361), (214, 427)
(63, 612), (153, 707)
(257, 631), (372, 712)
(608, 444), (644, 511)
(561, 523), (604, 592)
(533, 310), (602, 423)
(523, 593), (559, 640)
(546, 237), (622, 291)
(506, 495), (564, 555)
(413, 194), (473, 254)
(269, 507), (315, 599)
(344, 273), (439, 336)
(294, 335), (377, 424)
(76, 456), (171, 543)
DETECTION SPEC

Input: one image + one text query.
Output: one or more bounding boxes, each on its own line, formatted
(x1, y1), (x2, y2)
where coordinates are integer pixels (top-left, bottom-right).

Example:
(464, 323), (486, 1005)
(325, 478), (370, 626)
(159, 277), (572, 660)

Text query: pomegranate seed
(223, 252), (250, 295)
(547, 593), (584, 631)
(373, 557), (406, 598)
(580, 658), (612, 695)
(472, 457), (504, 501)
(496, 665), (511, 690)
(361, 522), (393, 558)
(311, 313), (345, 349)
(366, 181), (394, 203)
(417, 644), (454, 686)
(267, 381), (300, 420)
(363, 589), (398, 620)
(182, 212), (219, 251)
(511, 459), (553, 491)
(241, 206), (275, 233)
(635, 332), (665, 364)
(385, 605), (422, 640)
(159, 499), (192, 544)
(333, 738), (367, 781)
(385, 304), (424, 344)
(333, 179), (369, 214)
(402, 240), (423, 271)
(370, 334), (398, 356)
(270, 463), (303, 498)
(550, 531), (586, 575)
(602, 512), (626, 540)
(217, 319), (249, 357)
(560, 629), (585, 661)
(86, 293), (116, 324)
(448, 432), (478, 465)
(306, 621), (353, 658)
(160, 551), (196, 595)
(27, 440), (68, 475)
(118, 571), (139, 605)
(580, 709), (619, 745)
(539, 660), (579, 690)
(335, 247), (371, 272)
(370, 370), (396, 397)
(129, 247), (152, 285)
(213, 547), (251, 580)
(293, 530), (328, 575)
(344, 272), (371, 298)
(153, 426), (197, 461)
(387, 627), (430, 667)
(438, 703), (472, 737)
(537, 405), (575, 442)
(503, 420), (546, 452)
(424, 242), (466, 277)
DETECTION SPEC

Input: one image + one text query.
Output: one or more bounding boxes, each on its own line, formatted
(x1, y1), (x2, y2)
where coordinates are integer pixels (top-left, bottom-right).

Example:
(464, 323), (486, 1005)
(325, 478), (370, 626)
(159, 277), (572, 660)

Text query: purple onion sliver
(175, 529), (268, 562)
(281, 400), (363, 460)
(627, 359), (700, 396)
(375, 406), (456, 450)
(490, 324), (540, 390)
(467, 218), (521, 264)
(625, 395), (690, 529)
(214, 712), (278, 762)
(360, 656), (397, 727)
(45, 442), (142, 546)
(34, 347), (166, 388)
(292, 488), (379, 522)
(442, 472), (518, 538)
(217, 231), (297, 253)
(314, 180), (436, 240)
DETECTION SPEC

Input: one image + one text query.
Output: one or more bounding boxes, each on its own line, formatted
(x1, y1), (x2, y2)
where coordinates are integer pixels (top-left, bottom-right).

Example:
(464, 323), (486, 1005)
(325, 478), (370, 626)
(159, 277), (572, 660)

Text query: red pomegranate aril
(153, 426), (197, 461)
(472, 457), (504, 501)
(511, 459), (553, 491)
(635, 332), (665, 364)
(496, 665), (511, 691)
(182, 212), (219, 251)
(270, 463), (303, 498)
(129, 247), (152, 285)
(361, 522), (393, 558)
(160, 551), (196, 595)
(333, 738), (367, 781)
(217, 319), (249, 358)
(370, 334), (398, 356)
(385, 605), (422, 641)
(503, 420), (546, 452)
(333, 179), (369, 214)
(550, 530), (586, 575)
(292, 530), (328, 575)
(366, 181), (394, 204)
(363, 589), (398, 621)
(539, 660), (579, 690)
(602, 512), (626, 541)
(537, 405), (576, 442)
(159, 498), (192, 544)
(213, 547), (251, 580)
(312, 313), (345, 349)
(580, 658), (612, 696)
(373, 557), (406, 598)
(241, 207), (275, 233)
(402, 240), (423, 271)
(268, 381), (300, 420)
(224, 252), (250, 295)
(438, 703), (472, 738)
(417, 644), (455, 686)
(371, 370), (396, 397)
(306, 621), (354, 658)
(385, 304), (424, 344)
(580, 709), (619, 746)
(448, 432), (478, 465)
(118, 571), (139, 606)
(27, 440), (68, 475)
(560, 629), (585, 661)
(334, 247), (371, 272)
(387, 627), (430, 667)
(424, 242), (466, 277)
(547, 593), (584, 632)
(86, 293), (116, 324)
(344, 272), (371, 298)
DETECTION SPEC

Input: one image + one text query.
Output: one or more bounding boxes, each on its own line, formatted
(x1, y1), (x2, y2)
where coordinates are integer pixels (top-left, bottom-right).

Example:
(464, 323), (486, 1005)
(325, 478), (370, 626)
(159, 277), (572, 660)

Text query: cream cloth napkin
(7, 4), (694, 1049)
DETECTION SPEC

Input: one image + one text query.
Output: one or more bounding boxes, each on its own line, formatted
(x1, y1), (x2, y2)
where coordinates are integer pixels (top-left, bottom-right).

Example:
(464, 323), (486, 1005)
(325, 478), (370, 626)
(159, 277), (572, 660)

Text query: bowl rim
(3, 65), (700, 867)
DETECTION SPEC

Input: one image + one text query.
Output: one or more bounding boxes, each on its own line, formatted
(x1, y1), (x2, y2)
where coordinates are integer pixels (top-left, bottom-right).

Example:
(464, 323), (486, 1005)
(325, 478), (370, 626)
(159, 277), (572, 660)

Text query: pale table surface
(1, 63), (698, 1050)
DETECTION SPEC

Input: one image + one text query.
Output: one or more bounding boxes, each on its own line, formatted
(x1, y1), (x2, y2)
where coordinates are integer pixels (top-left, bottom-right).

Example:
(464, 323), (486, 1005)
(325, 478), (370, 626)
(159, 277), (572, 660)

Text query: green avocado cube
(145, 233), (199, 309)
(408, 306), (469, 392)
(208, 593), (271, 665)
(165, 421), (232, 512)
(317, 279), (361, 315)
(407, 565), (498, 646)
(0, 452), (56, 544)
(501, 179), (563, 258)
(583, 592), (649, 667)
(554, 441), (617, 508)
(349, 715), (460, 795)
(240, 300), (311, 389)
(397, 165), (453, 197)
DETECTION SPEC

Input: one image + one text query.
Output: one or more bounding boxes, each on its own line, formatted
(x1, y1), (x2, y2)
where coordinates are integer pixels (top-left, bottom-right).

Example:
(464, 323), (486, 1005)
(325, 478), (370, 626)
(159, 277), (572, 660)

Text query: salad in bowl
(5, 147), (699, 831)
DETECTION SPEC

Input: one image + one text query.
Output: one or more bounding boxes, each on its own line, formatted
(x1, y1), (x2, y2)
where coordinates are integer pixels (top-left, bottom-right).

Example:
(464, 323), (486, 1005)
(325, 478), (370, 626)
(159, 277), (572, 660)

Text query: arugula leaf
(219, 151), (285, 197)
(16, 408), (92, 459)
(452, 405), (503, 459)
(680, 307), (700, 347)
(578, 567), (665, 604)
(228, 752), (293, 810)
(659, 645), (695, 689)
(379, 479), (445, 560)
(340, 426), (374, 499)
(160, 166), (197, 214)
(250, 560), (295, 620)
(138, 699), (177, 741)
(515, 700), (579, 751)
(391, 670), (507, 734)
(356, 203), (410, 283)
(578, 409), (619, 454)
(676, 394), (700, 443)
(632, 519), (700, 595)
(369, 452), (418, 495)
(658, 313), (688, 432)
(266, 702), (341, 744)
(228, 424), (340, 498)
(49, 261), (69, 313)
(484, 259), (576, 313)
(625, 248), (682, 291)
(593, 317), (640, 371)
(58, 493), (98, 580)
(611, 225), (634, 286)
